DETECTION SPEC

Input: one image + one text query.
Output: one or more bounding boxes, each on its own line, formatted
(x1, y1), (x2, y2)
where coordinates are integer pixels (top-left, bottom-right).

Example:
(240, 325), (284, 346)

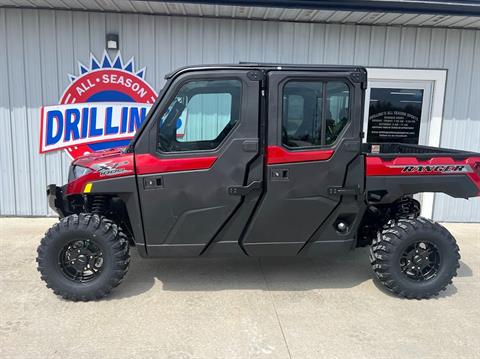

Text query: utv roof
(164, 63), (367, 79)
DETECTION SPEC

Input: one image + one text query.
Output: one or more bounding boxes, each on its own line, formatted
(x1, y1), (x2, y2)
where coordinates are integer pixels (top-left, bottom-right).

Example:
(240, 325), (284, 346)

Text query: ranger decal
(393, 165), (474, 173)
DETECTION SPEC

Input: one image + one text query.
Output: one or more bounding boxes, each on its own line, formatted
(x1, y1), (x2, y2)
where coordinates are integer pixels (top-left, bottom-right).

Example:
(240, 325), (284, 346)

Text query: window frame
(154, 77), (243, 155)
(280, 78), (353, 151)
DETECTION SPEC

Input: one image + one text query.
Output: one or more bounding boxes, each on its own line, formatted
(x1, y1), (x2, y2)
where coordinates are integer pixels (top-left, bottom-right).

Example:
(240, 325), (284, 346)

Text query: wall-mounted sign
(367, 88), (424, 144)
(39, 52), (157, 158)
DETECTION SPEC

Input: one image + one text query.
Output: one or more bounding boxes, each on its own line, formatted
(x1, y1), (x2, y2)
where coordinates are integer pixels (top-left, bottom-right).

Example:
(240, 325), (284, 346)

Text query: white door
(363, 80), (433, 145)
(363, 68), (447, 219)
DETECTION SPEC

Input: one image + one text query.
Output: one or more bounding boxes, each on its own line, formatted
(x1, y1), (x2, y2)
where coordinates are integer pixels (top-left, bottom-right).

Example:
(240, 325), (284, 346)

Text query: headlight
(71, 165), (92, 180)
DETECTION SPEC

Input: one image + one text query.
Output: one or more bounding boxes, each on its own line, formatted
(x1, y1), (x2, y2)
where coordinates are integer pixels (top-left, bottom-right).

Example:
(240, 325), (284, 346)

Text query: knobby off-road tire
(37, 213), (130, 301)
(370, 217), (460, 299)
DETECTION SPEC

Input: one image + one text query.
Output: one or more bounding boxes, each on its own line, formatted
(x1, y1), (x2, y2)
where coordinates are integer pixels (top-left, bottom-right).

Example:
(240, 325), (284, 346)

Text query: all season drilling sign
(39, 52), (157, 159)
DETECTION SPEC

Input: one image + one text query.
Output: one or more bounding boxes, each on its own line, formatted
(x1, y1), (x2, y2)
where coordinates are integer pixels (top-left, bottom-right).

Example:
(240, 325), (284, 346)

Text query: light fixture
(106, 34), (119, 50)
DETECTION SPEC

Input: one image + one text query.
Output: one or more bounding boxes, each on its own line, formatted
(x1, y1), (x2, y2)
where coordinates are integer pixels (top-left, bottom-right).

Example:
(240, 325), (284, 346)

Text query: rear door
(134, 70), (263, 257)
(241, 70), (366, 256)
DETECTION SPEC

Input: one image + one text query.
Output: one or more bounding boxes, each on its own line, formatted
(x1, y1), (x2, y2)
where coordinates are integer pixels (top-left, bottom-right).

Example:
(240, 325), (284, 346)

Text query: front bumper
(47, 184), (67, 217)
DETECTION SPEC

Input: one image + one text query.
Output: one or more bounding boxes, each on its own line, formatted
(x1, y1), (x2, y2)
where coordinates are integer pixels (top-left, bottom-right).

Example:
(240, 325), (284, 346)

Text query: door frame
(364, 68), (447, 218)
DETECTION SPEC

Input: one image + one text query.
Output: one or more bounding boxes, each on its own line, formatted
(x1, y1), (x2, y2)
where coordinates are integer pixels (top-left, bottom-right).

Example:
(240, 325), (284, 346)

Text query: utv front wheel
(37, 213), (130, 301)
(370, 217), (460, 299)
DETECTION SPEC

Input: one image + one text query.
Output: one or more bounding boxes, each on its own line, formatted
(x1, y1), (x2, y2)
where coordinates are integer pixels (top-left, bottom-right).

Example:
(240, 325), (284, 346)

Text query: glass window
(367, 88), (424, 144)
(325, 82), (350, 145)
(157, 79), (241, 152)
(282, 80), (350, 148)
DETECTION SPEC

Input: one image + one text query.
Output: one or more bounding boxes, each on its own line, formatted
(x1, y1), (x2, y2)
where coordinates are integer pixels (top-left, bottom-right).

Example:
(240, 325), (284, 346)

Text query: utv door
(134, 70), (263, 257)
(241, 70), (366, 256)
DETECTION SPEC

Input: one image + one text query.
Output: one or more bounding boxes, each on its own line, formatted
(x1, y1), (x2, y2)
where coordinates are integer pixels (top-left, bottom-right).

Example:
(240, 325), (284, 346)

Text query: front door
(241, 70), (366, 256)
(134, 70), (262, 257)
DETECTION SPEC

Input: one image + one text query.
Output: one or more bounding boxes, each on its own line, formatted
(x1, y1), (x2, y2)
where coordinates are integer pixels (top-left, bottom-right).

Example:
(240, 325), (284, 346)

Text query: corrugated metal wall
(0, 7), (479, 220)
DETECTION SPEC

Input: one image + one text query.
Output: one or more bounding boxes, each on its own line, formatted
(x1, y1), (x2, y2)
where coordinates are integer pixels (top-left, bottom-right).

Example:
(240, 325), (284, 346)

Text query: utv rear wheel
(37, 213), (130, 301)
(370, 217), (460, 299)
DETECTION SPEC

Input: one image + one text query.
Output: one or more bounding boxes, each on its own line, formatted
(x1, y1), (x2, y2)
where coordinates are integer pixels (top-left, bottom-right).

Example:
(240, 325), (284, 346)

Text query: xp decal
(92, 161), (131, 177)
(39, 52), (157, 159)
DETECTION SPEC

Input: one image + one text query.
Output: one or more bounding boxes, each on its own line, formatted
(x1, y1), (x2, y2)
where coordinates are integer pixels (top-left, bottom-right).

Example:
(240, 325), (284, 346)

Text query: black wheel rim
(59, 239), (104, 282)
(400, 241), (440, 281)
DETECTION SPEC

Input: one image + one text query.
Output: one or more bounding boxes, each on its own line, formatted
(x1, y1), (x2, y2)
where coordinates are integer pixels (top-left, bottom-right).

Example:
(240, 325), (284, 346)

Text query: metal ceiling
(166, 0), (480, 16)
(1, 0), (480, 29)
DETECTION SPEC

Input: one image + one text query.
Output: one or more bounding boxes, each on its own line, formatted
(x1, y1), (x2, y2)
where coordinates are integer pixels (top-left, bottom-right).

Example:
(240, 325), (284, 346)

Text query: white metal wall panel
(434, 29), (480, 222)
(0, 8), (479, 220)
(23, 9), (47, 216)
(0, 9), (15, 215)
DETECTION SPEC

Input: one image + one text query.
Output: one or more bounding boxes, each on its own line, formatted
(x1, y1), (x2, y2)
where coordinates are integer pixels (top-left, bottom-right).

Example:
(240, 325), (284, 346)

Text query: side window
(282, 82), (323, 147)
(325, 82), (350, 145)
(157, 79), (241, 152)
(282, 80), (350, 148)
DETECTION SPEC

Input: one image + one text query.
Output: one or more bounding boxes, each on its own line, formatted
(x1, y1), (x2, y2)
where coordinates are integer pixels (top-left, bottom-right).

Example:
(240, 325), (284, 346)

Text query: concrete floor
(0, 218), (479, 359)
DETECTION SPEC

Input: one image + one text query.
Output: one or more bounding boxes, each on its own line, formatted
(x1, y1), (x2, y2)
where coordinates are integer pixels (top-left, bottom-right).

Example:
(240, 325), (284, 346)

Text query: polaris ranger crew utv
(37, 64), (480, 301)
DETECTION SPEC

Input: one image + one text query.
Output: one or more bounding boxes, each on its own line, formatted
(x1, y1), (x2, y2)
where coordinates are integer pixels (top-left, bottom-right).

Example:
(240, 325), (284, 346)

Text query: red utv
(37, 64), (480, 301)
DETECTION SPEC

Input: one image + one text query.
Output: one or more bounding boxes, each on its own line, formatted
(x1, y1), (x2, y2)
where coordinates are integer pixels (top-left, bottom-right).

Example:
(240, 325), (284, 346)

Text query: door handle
(242, 140), (258, 152)
(271, 168), (289, 181)
(228, 181), (262, 196)
(143, 176), (163, 189)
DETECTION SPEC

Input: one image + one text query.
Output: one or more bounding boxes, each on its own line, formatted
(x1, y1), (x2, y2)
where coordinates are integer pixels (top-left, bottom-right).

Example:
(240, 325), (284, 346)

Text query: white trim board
(365, 68), (448, 219)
